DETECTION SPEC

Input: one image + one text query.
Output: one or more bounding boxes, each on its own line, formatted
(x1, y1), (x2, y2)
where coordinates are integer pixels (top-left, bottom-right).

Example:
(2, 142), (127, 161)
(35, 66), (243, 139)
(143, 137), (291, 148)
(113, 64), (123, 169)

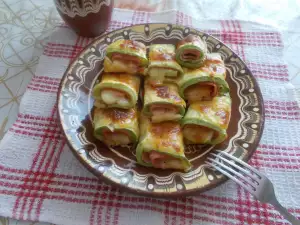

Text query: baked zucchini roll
(93, 107), (139, 146)
(176, 34), (207, 68)
(142, 79), (186, 123)
(181, 96), (231, 145)
(136, 116), (191, 171)
(147, 44), (183, 84)
(178, 53), (229, 103)
(93, 73), (140, 109)
(104, 39), (148, 74)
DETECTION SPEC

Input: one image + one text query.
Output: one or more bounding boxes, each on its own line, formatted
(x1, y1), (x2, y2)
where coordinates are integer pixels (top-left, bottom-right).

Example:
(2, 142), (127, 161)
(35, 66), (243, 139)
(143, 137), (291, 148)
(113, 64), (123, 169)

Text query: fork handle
(270, 198), (300, 225)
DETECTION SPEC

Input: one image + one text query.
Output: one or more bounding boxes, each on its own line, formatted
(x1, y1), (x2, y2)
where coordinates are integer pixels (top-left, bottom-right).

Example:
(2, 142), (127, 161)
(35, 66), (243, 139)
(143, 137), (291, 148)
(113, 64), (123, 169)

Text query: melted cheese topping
(150, 104), (178, 114)
(183, 124), (215, 144)
(148, 68), (178, 82)
(104, 57), (138, 74)
(184, 83), (217, 102)
(103, 131), (131, 146)
(101, 89), (130, 107)
(149, 104), (181, 122)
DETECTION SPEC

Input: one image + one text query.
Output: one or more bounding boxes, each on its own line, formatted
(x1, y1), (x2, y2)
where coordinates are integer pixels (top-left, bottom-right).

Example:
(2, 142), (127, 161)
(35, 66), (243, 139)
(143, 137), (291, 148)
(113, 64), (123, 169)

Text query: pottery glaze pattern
(55, 0), (111, 18)
(58, 24), (265, 197)
(54, 0), (113, 37)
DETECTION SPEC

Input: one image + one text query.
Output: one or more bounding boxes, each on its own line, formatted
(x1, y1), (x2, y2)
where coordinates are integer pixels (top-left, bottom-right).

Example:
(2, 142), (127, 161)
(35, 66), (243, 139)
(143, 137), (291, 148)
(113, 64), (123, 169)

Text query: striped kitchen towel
(0, 8), (299, 225)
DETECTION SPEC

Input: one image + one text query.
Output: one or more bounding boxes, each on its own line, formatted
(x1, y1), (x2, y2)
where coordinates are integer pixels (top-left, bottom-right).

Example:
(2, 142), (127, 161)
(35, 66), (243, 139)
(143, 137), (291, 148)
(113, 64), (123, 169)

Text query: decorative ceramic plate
(58, 23), (265, 197)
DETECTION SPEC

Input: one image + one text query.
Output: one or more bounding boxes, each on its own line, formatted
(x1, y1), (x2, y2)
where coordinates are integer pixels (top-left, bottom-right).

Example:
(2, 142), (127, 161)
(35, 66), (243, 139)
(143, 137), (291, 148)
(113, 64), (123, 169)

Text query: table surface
(1, 0), (300, 224)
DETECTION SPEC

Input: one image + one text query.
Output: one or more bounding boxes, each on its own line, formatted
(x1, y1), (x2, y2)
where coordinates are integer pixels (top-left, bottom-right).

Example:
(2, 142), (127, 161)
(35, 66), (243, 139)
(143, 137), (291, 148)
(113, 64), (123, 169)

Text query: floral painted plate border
(57, 23), (265, 197)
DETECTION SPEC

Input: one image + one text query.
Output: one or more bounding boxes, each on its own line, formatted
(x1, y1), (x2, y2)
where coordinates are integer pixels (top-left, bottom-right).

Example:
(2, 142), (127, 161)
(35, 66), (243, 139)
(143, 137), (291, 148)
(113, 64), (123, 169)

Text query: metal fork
(206, 150), (300, 225)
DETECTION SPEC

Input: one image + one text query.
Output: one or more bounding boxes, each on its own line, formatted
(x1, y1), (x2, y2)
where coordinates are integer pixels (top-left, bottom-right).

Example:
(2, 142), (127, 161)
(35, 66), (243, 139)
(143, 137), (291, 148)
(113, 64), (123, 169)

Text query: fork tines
(205, 150), (261, 194)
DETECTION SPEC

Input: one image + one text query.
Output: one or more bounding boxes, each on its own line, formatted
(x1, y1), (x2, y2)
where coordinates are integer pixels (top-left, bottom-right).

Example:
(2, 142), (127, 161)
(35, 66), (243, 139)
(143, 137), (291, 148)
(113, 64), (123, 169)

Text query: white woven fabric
(0, 8), (299, 225)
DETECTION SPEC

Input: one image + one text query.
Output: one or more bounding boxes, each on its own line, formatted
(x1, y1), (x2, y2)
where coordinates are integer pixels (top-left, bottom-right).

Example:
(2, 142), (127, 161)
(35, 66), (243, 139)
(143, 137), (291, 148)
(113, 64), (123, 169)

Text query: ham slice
(142, 151), (182, 169)
(150, 104), (179, 115)
(111, 53), (140, 65)
(181, 49), (201, 61)
(184, 82), (218, 102)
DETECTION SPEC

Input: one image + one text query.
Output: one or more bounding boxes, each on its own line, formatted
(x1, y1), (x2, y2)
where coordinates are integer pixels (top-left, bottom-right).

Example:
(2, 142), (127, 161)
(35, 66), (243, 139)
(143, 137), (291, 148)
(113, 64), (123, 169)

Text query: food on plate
(142, 78), (186, 123)
(93, 107), (139, 146)
(178, 53), (229, 103)
(103, 39), (148, 74)
(176, 34), (207, 68)
(136, 115), (191, 171)
(146, 44), (183, 84)
(91, 34), (233, 172)
(181, 96), (231, 145)
(93, 73), (140, 109)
